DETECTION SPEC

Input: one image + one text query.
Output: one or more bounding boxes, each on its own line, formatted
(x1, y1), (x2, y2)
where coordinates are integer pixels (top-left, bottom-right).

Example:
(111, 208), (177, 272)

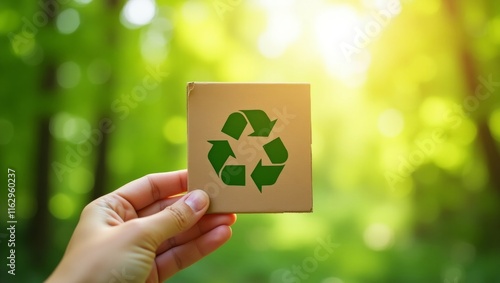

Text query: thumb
(139, 190), (210, 247)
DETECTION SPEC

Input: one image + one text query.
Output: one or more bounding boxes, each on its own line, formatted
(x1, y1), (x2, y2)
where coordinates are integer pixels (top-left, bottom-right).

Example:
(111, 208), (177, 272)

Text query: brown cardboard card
(187, 83), (312, 213)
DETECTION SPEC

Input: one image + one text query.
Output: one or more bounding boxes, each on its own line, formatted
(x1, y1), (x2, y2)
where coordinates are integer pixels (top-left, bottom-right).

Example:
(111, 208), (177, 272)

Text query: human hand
(47, 170), (236, 283)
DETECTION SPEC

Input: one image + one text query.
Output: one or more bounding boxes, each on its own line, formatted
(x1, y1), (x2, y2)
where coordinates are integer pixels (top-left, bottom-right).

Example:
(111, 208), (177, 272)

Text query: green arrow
(221, 165), (246, 186)
(251, 160), (285, 192)
(221, 112), (247, 140)
(241, 110), (277, 137)
(208, 140), (235, 174)
(263, 137), (288, 164)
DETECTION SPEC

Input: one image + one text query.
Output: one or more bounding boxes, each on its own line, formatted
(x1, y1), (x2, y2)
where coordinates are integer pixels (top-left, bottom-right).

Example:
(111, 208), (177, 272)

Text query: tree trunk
(443, 0), (500, 191)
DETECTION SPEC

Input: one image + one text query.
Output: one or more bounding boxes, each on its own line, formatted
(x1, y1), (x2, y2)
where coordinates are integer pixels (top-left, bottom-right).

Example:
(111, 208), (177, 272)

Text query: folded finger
(137, 196), (183, 218)
(156, 213), (236, 255)
(114, 170), (187, 211)
(156, 225), (233, 281)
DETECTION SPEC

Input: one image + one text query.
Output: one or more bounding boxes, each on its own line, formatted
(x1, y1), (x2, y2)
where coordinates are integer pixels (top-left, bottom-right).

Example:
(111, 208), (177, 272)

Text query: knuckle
(166, 205), (190, 231)
(145, 174), (161, 202)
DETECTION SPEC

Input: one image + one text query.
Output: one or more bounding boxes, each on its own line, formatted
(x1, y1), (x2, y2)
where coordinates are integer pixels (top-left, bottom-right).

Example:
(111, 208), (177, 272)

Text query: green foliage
(1, 0), (500, 282)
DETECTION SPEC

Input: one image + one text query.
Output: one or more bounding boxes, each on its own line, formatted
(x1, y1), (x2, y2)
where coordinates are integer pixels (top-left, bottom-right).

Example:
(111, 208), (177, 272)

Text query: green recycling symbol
(208, 110), (288, 192)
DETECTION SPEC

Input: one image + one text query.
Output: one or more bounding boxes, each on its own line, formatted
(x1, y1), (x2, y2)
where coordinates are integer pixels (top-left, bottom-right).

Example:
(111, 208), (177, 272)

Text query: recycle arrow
(208, 109), (288, 192)
(241, 110), (277, 137)
(221, 165), (246, 186)
(251, 160), (285, 192)
(221, 112), (247, 140)
(208, 140), (235, 174)
(263, 137), (288, 164)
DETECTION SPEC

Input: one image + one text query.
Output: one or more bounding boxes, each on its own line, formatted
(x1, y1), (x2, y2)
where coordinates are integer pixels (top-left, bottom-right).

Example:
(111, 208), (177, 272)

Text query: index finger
(114, 170), (188, 211)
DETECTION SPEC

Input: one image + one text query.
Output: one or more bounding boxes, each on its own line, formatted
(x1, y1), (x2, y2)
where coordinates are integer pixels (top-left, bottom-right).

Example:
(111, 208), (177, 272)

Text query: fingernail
(184, 190), (208, 212)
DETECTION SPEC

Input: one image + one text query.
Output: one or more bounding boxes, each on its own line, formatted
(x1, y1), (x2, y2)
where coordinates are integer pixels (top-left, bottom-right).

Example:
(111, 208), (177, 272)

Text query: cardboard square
(187, 83), (312, 213)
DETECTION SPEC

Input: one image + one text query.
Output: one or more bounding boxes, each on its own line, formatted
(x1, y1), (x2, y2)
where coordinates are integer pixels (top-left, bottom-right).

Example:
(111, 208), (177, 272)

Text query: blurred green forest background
(1, 0), (500, 282)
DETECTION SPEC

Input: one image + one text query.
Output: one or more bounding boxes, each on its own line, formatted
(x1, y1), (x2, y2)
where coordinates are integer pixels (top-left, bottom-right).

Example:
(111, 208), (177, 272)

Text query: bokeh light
(56, 61), (81, 89)
(121, 0), (156, 29)
(378, 108), (404, 137)
(74, 0), (92, 5)
(314, 5), (370, 80)
(56, 9), (80, 34)
(49, 193), (76, 220)
(363, 223), (394, 251)
(68, 167), (94, 194)
(50, 112), (91, 144)
(258, 9), (301, 58)
(163, 116), (187, 145)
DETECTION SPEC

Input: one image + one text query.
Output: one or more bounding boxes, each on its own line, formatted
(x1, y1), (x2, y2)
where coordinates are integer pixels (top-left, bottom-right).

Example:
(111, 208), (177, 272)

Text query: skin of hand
(46, 170), (237, 283)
